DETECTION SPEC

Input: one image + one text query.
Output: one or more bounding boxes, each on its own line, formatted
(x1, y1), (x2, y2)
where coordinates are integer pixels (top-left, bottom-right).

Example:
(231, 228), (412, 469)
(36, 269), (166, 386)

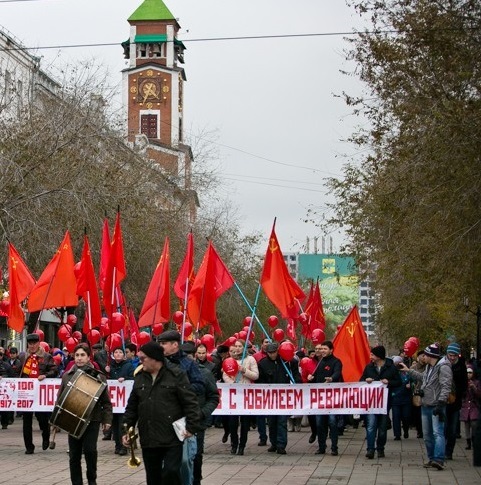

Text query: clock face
(130, 72), (163, 105)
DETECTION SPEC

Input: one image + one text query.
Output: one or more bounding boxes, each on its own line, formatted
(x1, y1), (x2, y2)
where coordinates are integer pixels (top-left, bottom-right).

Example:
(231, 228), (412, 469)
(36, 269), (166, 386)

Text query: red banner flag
(102, 212), (127, 317)
(76, 235), (102, 333)
(7, 242), (36, 332)
(98, 217), (110, 292)
(260, 223), (305, 319)
(187, 241), (234, 331)
(173, 232), (195, 302)
(128, 307), (140, 346)
(303, 280), (325, 338)
(332, 305), (371, 382)
(27, 231), (78, 313)
(138, 237), (170, 327)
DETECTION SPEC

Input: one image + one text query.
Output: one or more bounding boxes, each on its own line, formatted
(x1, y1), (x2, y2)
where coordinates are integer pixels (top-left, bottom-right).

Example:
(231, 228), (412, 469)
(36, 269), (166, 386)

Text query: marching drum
(50, 369), (107, 439)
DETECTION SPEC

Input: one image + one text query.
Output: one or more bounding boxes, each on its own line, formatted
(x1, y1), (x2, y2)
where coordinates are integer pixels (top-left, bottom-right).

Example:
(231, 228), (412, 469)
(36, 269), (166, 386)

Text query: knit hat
(216, 344), (229, 354)
(392, 356), (403, 366)
(371, 345), (386, 360)
(424, 343), (441, 358)
(446, 342), (461, 355)
(140, 342), (165, 362)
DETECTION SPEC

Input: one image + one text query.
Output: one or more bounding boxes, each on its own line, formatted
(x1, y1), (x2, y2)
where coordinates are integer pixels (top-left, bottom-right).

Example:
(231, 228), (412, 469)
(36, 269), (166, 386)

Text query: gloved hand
(433, 403), (445, 422)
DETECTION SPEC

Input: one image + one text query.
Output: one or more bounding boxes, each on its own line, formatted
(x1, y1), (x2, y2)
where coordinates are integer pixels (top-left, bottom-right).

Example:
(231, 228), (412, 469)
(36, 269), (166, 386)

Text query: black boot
(230, 445), (237, 454)
(237, 446), (244, 455)
(466, 439), (472, 450)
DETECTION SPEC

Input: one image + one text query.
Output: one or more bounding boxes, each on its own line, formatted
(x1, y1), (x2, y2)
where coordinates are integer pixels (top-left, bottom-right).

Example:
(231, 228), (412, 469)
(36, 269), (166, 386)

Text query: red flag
(303, 280), (325, 337)
(173, 232), (195, 302)
(138, 238), (170, 327)
(128, 307), (140, 346)
(102, 212), (127, 317)
(76, 235), (102, 333)
(187, 241), (234, 330)
(28, 231), (78, 312)
(98, 217), (111, 292)
(260, 223), (305, 319)
(7, 242), (36, 332)
(332, 306), (370, 382)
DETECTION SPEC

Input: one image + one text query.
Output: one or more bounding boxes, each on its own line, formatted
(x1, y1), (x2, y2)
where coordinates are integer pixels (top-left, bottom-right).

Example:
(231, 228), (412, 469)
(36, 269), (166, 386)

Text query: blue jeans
(365, 413), (388, 452)
(267, 415), (288, 449)
(180, 435), (197, 485)
(316, 414), (338, 452)
(391, 403), (411, 438)
(421, 405), (446, 463)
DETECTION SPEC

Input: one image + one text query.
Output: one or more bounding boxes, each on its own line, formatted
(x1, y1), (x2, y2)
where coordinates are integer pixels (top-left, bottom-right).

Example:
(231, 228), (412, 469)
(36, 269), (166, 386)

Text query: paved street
(1, 418), (480, 484)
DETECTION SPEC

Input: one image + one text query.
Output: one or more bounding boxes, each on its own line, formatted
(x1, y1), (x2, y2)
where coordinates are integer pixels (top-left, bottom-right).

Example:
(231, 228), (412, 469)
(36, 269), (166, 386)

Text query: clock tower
(122, 0), (186, 155)
(122, 0), (197, 222)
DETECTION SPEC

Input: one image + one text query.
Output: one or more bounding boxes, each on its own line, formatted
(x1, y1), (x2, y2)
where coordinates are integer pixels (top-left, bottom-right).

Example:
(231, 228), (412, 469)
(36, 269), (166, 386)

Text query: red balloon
(65, 337), (78, 353)
(298, 313), (309, 326)
(224, 336), (236, 347)
(34, 328), (45, 342)
(403, 337), (419, 357)
(87, 329), (101, 345)
(238, 330), (248, 341)
(106, 333), (122, 350)
(39, 341), (50, 352)
(182, 322), (193, 338)
(300, 357), (311, 369)
(67, 314), (77, 325)
(72, 331), (82, 341)
(311, 328), (325, 344)
(152, 323), (164, 336)
(200, 334), (215, 352)
(57, 324), (72, 342)
(206, 352), (213, 362)
(273, 328), (285, 342)
(243, 316), (252, 327)
(278, 341), (295, 361)
(73, 261), (82, 280)
(111, 312), (125, 333)
(0, 299), (10, 315)
(267, 315), (279, 328)
(172, 311), (184, 325)
(222, 357), (239, 377)
(53, 354), (63, 365)
(138, 331), (151, 346)
(100, 317), (109, 326)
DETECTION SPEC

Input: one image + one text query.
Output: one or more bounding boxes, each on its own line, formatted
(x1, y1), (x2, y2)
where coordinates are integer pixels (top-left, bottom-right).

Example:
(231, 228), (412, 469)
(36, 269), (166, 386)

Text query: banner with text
(0, 379), (387, 415)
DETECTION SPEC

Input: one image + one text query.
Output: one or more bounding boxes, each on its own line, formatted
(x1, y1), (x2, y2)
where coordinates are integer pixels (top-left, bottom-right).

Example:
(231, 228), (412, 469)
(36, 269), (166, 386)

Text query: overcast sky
(1, 0), (364, 253)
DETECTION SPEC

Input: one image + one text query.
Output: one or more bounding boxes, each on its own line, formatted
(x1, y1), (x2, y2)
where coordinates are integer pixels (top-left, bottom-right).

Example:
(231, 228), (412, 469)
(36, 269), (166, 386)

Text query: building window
(141, 114), (157, 138)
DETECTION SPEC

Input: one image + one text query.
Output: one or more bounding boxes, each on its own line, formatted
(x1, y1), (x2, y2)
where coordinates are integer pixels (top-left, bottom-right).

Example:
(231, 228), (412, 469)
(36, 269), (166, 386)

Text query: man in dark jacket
(182, 341), (220, 485)
(444, 342), (467, 460)
(19, 333), (58, 454)
(360, 345), (402, 459)
(307, 340), (343, 456)
(258, 342), (301, 455)
(122, 342), (202, 485)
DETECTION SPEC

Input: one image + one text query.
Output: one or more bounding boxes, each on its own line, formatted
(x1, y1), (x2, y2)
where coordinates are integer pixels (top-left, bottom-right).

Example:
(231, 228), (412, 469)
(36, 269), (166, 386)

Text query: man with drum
(19, 333), (58, 454)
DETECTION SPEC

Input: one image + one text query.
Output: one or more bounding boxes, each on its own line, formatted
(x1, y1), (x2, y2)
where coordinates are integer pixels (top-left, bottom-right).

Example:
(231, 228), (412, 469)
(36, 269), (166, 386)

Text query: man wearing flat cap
(19, 333), (58, 454)
(403, 343), (453, 470)
(122, 342), (202, 485)
(360, 345), (402, 459)
(258, 341), (301, 455)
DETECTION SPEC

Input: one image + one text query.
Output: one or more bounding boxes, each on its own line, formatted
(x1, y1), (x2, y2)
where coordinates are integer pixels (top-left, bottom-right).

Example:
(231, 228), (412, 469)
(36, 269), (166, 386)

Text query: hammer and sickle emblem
(347, 322), (356, 337)
(269, 237), (278, 253)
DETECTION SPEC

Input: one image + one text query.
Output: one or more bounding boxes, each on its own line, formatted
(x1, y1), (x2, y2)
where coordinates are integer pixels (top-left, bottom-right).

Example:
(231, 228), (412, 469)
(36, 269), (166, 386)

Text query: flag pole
(181, 276), (189, 344)
(233, 282), (270, 340)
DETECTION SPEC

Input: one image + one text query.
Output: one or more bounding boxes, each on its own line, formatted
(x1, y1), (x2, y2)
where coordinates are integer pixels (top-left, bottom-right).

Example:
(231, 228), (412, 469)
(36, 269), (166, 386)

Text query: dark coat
(258, 356), (301, 384)
(59, 364), (113, 425)
(312, 354), (343, 383)
(108, 359), (134, 380)
(449, 356), (468, 411)
(19, 349), (58, 378)
(123, 364), (202, 448)
(198, 363), (220, 429)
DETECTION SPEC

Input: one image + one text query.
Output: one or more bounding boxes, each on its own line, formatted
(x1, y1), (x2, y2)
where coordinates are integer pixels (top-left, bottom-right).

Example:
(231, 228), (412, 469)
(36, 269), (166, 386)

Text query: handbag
(447, 392), (456, 404)
(412, 394), (422, 407)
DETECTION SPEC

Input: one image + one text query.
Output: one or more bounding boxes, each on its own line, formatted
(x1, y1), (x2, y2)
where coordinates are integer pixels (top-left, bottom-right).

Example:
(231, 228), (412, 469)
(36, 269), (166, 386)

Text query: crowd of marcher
(0, 332), (480, 484)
